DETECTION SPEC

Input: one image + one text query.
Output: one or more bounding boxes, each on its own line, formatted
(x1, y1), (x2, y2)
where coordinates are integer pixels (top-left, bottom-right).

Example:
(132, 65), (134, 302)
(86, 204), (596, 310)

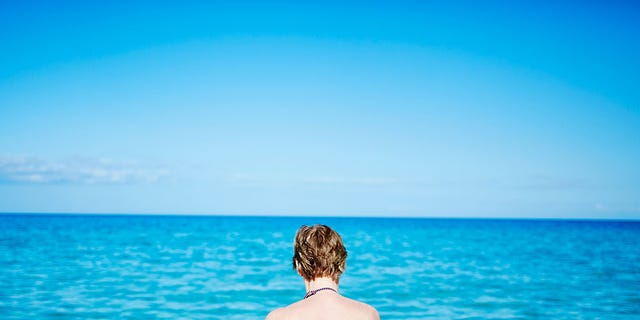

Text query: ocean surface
(1, 214), (639, 319)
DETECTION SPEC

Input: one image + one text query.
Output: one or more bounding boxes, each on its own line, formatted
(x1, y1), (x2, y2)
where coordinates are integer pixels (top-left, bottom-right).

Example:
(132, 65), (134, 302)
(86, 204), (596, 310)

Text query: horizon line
(1, 211), (638, 222)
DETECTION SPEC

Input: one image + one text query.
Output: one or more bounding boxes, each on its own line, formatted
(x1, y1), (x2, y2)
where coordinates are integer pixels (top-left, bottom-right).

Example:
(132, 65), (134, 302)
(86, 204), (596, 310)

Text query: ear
(339, 260), (346, 273)
(294, 260), (303, 276)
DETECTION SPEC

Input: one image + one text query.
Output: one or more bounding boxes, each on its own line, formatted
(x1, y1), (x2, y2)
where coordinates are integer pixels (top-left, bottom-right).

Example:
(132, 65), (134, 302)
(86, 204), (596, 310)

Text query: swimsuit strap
(304, 287), (338, 299)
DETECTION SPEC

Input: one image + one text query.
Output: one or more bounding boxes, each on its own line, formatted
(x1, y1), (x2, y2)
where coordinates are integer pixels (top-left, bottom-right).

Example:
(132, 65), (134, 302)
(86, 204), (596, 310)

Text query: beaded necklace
(304, 287), (337, 299)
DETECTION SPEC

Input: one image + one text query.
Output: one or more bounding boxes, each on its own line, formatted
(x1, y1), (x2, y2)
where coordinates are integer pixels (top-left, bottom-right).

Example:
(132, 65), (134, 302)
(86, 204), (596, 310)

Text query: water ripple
(1, 215), (639, 319)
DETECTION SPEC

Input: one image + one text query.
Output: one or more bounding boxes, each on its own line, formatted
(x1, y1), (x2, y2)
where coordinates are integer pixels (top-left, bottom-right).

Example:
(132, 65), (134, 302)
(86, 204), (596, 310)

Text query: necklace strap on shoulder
(304, 287), (337, 299)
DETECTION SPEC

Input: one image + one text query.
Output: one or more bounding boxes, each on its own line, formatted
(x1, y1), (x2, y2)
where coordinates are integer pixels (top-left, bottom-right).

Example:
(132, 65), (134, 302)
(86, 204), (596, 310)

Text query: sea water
(1, 214), (639, 319)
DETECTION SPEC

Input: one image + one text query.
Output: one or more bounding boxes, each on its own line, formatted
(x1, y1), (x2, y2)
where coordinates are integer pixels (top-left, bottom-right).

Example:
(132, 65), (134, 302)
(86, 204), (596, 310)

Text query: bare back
(266, 291), (379, 320)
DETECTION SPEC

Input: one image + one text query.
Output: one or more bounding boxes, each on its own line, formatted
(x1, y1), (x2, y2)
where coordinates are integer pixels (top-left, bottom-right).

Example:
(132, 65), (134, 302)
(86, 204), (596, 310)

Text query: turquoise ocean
(1, 214), (639, 319)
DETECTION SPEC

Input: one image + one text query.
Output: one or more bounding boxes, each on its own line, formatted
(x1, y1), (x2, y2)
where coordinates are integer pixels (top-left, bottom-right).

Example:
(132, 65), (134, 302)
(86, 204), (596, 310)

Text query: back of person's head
(292, 224), (347, 282)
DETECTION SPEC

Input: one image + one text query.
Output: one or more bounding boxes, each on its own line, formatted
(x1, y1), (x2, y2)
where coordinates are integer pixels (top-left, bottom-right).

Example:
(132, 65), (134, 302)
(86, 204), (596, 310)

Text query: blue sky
(1, 1), (639, 218)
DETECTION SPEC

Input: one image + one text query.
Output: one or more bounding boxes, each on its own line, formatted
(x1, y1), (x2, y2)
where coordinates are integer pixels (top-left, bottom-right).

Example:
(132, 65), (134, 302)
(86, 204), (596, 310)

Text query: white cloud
(513, 174), (586, 190)
(303, 176), (400, 186)
(226, 173), (401, 188)
(0, 155), (168, 185)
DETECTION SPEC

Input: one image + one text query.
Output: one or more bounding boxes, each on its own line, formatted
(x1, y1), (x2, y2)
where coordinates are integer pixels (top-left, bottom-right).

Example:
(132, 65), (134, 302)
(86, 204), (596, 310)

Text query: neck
(304, 276), (339, 293)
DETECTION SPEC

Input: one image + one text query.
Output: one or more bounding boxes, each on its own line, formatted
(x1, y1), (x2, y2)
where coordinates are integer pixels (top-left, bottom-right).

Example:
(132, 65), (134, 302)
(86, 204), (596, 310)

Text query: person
(266, 224), (379, 320)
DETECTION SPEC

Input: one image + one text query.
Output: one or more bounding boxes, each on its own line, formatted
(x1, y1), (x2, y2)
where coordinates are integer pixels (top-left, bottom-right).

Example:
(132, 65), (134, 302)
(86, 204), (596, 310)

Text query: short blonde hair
(292, 225), (347, 282)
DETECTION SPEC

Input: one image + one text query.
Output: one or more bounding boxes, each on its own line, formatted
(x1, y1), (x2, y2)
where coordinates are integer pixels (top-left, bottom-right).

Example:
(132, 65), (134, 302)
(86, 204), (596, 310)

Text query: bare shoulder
(265, 307), (285, 320)
(266, 300), (305, 320)
(367, 304), (380, 320)
(344, 297), (379, 320)
(359, 301), (380, 320)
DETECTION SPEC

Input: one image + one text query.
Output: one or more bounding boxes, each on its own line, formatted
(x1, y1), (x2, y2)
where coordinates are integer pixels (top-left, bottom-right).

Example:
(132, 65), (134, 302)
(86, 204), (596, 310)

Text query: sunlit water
(1, 214), (639, 319)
